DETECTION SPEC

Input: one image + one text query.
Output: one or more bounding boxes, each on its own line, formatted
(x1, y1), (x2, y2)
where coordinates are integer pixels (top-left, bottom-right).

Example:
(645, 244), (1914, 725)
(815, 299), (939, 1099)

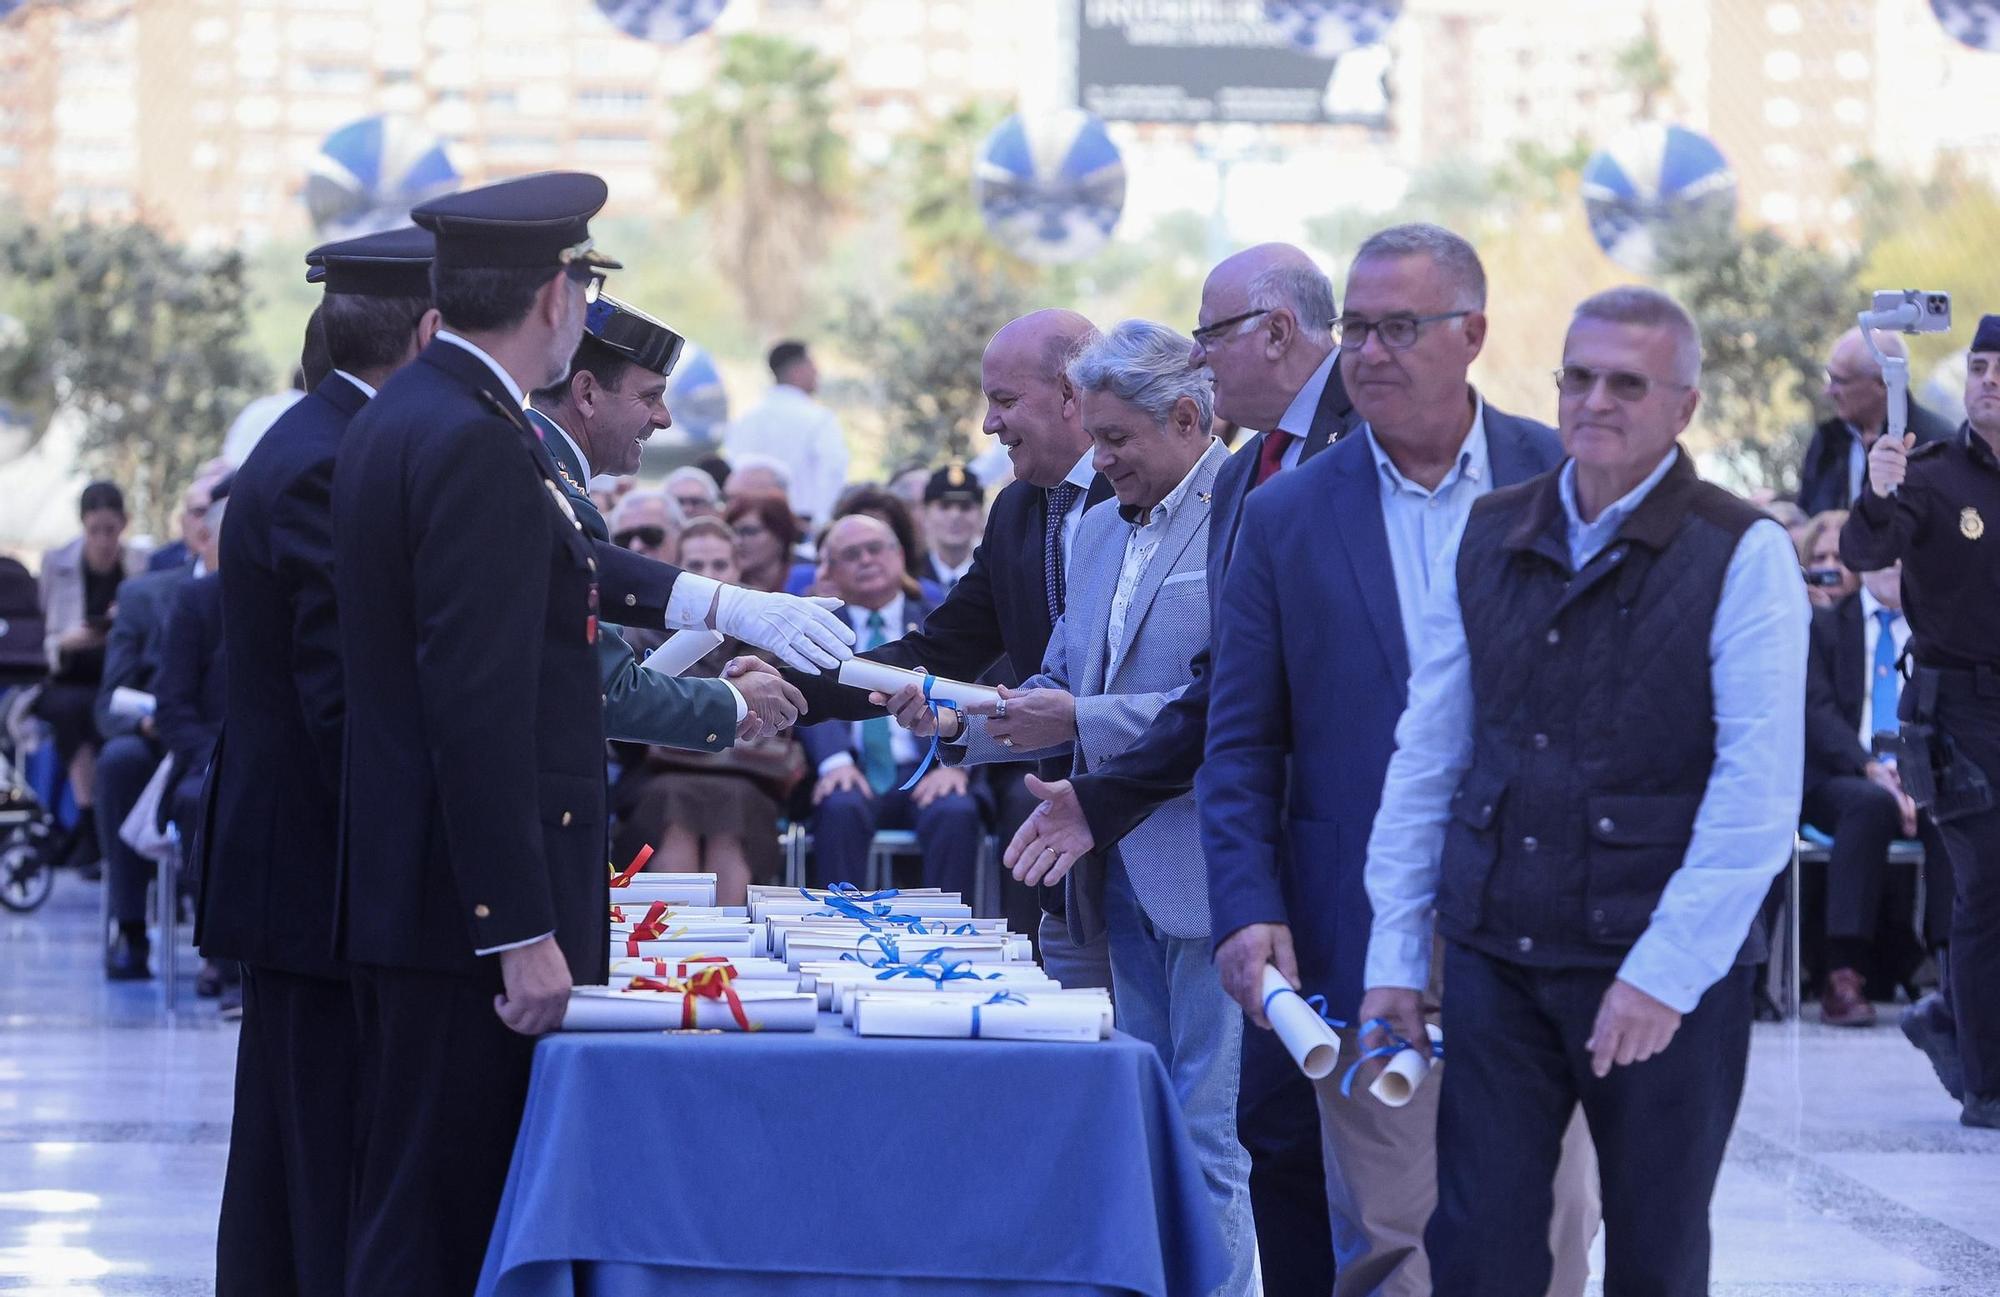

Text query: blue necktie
(1871, 608), (1901, 738)
(860, 611), (898, 792)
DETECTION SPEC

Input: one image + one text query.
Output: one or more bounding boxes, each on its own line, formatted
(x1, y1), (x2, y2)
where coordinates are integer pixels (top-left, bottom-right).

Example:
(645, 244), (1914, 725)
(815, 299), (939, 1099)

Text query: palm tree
(666, 35), (849, 340)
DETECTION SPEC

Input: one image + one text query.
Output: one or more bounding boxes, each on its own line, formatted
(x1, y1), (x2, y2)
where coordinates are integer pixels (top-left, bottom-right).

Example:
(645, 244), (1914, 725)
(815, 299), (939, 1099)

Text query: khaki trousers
(1313, 1036), (1600, 1297)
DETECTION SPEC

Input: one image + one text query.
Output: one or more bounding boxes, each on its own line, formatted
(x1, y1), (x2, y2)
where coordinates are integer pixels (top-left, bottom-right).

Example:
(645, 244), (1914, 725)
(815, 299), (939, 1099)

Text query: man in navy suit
(799, 514), (985, 891)
(195, 227), (439, 1297)
(1200, 225), (1593, 1297)
(993, 244), (1355, 1297)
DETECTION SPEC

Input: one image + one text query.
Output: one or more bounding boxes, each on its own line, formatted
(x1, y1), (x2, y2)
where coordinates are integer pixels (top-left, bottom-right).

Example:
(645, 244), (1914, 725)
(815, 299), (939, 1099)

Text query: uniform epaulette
(475, 387), (533, 437)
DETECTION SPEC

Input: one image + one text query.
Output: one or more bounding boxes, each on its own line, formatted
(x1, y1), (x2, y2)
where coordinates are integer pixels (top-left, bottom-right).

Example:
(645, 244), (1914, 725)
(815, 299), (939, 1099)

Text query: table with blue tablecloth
(475, 1014), (1229, 1297)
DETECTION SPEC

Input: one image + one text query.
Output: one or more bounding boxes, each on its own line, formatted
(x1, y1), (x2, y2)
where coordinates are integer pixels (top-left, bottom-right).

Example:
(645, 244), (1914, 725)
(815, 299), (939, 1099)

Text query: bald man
(1799, 327), (1955, 515)
(996, 246), (1358, 1297)
(796, 514), (984, 890)
(766, 310), (1117, 980)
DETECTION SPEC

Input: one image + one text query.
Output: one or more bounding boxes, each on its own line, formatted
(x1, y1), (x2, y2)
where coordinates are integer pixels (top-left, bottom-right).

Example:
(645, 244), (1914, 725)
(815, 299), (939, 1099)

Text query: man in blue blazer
(1200, 224), (1591, 1297)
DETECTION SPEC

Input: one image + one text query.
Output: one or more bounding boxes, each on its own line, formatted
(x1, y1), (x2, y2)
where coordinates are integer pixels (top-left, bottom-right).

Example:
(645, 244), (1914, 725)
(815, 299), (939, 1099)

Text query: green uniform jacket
(531, 406), (736, 752)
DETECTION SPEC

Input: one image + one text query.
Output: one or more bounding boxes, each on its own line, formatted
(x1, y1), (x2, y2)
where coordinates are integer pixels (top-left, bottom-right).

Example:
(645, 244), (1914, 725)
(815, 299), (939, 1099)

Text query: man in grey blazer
(935, 320), (1255, 1296)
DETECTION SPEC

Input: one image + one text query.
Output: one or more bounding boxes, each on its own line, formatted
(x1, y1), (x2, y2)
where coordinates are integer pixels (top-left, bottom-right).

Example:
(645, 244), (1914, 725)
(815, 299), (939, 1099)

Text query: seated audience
(147, 459), (233, 573)
(804, 484), (941, 603)
(36, 480), (150, 872)
(919, 464), (984, 594)
(1797, 508), (1858, 610)
(664, 465), (724, 519)
(609, 518), (804, 906)
(725, 492), (805, 594)
(724, 453), (794, 507)
(1804, 559), (1925, 1027)
(887, 460), (932, 510)
(1763, 498), (1810, 550)
(799, 514), (984, 891)
(608, 489), (685, 566)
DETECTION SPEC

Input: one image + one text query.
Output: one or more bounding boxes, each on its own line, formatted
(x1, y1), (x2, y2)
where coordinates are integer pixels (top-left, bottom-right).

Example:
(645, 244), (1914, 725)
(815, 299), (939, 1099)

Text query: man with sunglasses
(1798, 327), (1954, 516)
(609, 491), (683, 562)
(527, 294), (805, 754)
(1198, 224), (1587, 1297)
(1360, 286), (1806, 1296)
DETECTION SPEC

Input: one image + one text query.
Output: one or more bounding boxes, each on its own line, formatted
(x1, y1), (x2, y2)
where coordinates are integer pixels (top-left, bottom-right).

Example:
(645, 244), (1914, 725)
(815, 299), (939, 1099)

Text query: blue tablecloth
(475, 1015), (1229, 1297)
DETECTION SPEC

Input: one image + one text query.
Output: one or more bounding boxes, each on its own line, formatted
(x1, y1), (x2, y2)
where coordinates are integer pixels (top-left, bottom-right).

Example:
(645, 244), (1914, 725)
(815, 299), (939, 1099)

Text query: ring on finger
(995, 697), (1008, 719)
(1000, 736), (1014, 748)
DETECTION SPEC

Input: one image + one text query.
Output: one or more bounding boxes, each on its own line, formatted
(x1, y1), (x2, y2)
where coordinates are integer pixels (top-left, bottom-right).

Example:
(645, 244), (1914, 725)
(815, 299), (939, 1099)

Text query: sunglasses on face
(615, 525), (666, 549)
(1553, 365), (1685, 402)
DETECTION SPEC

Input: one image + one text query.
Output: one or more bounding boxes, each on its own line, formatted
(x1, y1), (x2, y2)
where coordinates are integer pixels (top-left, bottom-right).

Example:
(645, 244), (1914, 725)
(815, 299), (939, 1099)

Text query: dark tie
(1044, 482), (1083, 622)
(1253, 429), (1293, 487)
(1871, 608), (1901, 738)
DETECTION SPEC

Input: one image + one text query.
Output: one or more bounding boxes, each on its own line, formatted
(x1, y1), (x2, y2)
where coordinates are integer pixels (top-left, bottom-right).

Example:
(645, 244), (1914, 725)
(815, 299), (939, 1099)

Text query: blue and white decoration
(594, 0), (729, 44)
(1580, 123), (1737, 273)
(1265, 1), (1402, 58)
(669, 345), (729, 445)
(0, 2), (24, 22)
(303, 115), (459, 240)
(1931, 0), (2000, 51)
(973, 110), (1126, 266)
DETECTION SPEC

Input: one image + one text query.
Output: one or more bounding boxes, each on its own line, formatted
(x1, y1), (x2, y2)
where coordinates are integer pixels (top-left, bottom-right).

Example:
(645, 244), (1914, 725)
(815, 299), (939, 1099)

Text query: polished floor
(2, 879), (1997, 1295)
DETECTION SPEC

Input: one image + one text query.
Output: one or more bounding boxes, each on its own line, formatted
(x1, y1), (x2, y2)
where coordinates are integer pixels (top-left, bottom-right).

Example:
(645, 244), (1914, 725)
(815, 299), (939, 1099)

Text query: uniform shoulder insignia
(475, 387), (533, 436)
(553, 459), (588, 497)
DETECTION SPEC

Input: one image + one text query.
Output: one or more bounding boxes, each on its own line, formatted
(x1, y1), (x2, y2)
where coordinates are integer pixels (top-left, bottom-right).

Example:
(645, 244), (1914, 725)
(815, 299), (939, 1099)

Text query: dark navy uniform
(331, 173), (630, 1296)
(194, 226), (434, 1297)
(1843, 333), (2000, 1121)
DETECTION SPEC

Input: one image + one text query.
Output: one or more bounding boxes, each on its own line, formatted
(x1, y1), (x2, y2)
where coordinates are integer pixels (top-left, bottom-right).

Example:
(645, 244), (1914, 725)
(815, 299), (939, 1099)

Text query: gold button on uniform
(474, 904), (491, 918)
(561, 811), (573, 827)
(706, 733), (719, 743)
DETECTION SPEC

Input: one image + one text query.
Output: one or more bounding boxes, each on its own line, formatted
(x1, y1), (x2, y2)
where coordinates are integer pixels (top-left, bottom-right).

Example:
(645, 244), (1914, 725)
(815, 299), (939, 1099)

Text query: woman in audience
(35, 481), (149, 870)
(725, 492), (804, 595)
(1797, 508), (1858, 609)
(609, 518), (803, 905)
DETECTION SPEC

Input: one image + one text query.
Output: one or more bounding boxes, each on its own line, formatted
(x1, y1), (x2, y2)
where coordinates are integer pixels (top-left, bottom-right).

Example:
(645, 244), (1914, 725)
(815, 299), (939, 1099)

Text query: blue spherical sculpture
(974, 110), (1126, 266)
(1932, 0), (2000, 50)
(303, 115), (460, 240)
(1580, 123), (1737, 273)
(1265, 1), (1403, 58)
(594, 0), (729, 43)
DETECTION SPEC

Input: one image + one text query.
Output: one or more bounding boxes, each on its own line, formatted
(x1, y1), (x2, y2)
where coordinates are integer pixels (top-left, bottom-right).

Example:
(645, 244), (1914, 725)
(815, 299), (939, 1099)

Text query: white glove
(711, 585), (855, 674)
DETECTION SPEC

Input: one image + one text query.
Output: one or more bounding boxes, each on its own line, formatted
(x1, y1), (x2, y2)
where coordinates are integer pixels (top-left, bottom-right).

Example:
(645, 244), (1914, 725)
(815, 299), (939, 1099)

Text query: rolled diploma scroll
(852, 994), (1107, 1042)
(615, 938), (760, 960)
(560, 987), (819, 1032)
(835, 659), (1002, 710)
(1369, 1023), (1444, 1108)
(1259, 966), (1342, 1081)
(842, 983), (1095, 1027)
(640, 629), (726, 677)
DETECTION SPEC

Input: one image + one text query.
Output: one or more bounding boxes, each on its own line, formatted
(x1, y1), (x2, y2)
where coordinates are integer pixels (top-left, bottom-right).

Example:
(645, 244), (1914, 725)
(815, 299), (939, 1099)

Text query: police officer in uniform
(1842, 313), (2000, 1130)
(197, 226), (438, 1297)
(527, 294), (805, 756)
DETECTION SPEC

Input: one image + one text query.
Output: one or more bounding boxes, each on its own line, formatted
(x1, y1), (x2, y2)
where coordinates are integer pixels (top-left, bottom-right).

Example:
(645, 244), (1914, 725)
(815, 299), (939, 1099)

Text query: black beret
(1974, 313), (2000, 355)
(583, 294), (685, 377)
(924, 463), (984, 505)
(305, 226), (435, 297)
(410, 171), (622, 274)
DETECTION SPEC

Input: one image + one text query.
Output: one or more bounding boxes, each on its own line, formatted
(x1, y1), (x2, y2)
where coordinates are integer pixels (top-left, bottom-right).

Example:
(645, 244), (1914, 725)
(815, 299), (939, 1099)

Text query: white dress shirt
(818, 594), (918, 775)
(1363, 448), (1809, 1012)
(332, 368), (378, 400)
(725, 384), (850, 526)
(1058, 448), (1095, 565)
(1362, 397), (1490, 660)
(1269, 347), (1340, 472)
(1107, 440), (1220, 672)
(929, 552), (975, 592)
(1859, 587), (1911, 750)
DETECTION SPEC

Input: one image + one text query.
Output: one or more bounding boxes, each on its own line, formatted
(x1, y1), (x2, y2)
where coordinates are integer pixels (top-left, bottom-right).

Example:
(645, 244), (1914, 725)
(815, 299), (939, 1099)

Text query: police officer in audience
(1842, 313), (2000, 1130)
(919, 463), (984, 593)
(526, 294), (805, 754)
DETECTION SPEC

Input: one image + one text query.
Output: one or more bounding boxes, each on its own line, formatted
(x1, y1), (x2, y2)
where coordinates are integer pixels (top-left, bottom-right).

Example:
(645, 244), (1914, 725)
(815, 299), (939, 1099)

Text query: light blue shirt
(1362, 449), (1808, 1012)
(1272, 347), (1340, 470)
(1362, 398), (1490, 661)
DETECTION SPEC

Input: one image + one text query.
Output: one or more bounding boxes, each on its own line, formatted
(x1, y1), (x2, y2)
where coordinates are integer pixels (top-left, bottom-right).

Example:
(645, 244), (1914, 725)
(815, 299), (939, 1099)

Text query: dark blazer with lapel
(797, 591), (941, 769)
(1199, 406), (1564, 1020)
(94, 564), (192, 740)
(1796, 397), (1955, 517)
(155, 571), (225, 788)
(332, 339), (612, 985)
(1073, 362), (1360, 848)
(194, 373), (365, 976)
(1805, 595), (1874, 792)
(791, 472), (1113, 724)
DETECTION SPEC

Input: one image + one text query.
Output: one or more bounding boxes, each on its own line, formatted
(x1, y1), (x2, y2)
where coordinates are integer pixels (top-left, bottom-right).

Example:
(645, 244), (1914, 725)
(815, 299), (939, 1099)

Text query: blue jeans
(1104, 857), (1255, 1297)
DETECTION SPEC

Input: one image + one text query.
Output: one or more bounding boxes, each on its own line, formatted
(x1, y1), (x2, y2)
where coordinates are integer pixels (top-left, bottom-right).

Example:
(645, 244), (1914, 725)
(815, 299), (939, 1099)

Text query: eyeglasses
(614, 525), (666, 549)
(564, 263), (607, 304)
(1333, 311), (1470, 350)
(831, 539), (893, 565)
(1191, 309), (1269, 347)
(1553, 365), (1689, 402)
(672, 493), (714, 512)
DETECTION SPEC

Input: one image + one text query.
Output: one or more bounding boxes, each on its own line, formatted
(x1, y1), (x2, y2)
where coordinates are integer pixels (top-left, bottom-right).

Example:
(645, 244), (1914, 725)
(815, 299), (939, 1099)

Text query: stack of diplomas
(561, 880), (1110, 1042)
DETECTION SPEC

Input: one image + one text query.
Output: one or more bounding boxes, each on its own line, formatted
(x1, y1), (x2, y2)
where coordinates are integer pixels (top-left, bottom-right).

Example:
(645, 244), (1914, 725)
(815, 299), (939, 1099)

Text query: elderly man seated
(798, 513), (985, 892)
(608, 489), (685, 566)
(924, 319), (1256, 1297)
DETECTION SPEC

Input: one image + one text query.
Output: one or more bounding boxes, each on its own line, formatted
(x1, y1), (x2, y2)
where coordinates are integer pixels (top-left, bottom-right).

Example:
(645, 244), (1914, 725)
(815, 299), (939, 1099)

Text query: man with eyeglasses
(1198, 224), (1586, 1297)
(1360, 285), (1805, 1296)
(665, 464), (724, 519)
(609, 490), (683, 562)
(1798, 328), (1954, 516)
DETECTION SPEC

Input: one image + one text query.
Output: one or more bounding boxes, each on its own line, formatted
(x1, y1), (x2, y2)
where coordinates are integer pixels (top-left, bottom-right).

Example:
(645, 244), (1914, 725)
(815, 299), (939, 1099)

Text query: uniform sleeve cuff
(475, 930), (555, 957)
(721, 678), (747, 723)
(665, 572), (721, 629)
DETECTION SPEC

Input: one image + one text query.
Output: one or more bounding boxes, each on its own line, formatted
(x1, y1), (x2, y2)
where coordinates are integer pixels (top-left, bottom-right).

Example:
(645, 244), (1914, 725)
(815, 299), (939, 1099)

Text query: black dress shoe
(195, 962), (224, 999)
(105, 933), (152, 981)
(1963, 1093), (2000, 1130)
(1901, 994), (1965, 1102)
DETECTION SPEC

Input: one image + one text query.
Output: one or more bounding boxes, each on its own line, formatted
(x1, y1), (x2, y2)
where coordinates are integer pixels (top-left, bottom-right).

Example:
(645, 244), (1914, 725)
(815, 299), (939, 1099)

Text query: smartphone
(1803, 567), (1846, 588)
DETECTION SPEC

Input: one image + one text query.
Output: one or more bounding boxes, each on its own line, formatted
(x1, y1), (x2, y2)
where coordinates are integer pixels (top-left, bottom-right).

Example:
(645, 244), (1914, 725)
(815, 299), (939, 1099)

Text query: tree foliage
(666, 35), (850, 342)
(0, 219), (265, 533)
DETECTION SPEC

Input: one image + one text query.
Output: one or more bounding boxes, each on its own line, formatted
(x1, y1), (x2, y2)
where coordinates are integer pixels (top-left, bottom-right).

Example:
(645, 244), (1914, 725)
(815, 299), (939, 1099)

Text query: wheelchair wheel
(0, 827), (55, 913)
